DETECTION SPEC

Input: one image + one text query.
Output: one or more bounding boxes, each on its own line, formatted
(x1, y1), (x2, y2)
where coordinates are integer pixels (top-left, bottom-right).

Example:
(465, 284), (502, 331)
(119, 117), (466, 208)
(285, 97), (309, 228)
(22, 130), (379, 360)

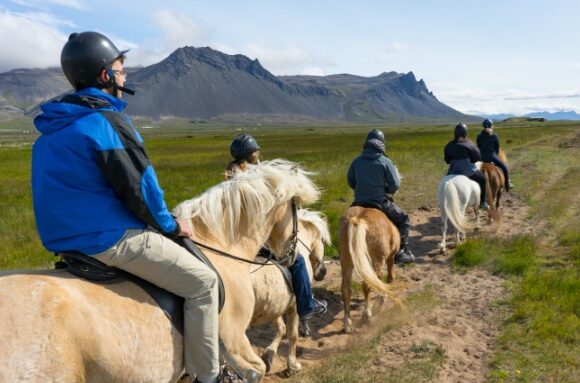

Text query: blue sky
(1, 0), (579, 115)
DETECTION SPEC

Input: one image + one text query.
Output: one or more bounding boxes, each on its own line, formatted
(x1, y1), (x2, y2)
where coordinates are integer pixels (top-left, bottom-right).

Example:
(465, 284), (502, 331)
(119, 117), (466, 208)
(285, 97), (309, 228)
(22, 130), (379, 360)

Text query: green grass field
(0, 118), (578, 381)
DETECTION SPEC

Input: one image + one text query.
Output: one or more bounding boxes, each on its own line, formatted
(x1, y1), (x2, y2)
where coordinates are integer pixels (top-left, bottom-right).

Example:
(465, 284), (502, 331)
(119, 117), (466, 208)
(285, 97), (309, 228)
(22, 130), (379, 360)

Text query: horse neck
(297, 222), (317, 278)
(189, 214), (275, 261)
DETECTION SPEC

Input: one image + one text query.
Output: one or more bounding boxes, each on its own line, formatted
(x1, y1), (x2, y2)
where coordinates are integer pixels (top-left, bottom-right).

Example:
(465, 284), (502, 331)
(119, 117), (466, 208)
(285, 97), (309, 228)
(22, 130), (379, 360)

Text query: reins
(190, 198), (300, 267)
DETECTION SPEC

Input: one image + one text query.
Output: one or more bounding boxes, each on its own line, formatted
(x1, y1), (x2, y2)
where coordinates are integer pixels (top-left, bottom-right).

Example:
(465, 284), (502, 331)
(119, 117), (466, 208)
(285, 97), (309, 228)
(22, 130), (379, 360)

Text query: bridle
(190, 197), (299, 267)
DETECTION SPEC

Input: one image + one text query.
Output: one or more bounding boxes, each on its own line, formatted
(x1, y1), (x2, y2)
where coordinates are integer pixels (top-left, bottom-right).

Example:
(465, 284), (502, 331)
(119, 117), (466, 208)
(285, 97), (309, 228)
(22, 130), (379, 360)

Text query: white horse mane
(173, 159), (320, 245)
(298, 208), (331, 245)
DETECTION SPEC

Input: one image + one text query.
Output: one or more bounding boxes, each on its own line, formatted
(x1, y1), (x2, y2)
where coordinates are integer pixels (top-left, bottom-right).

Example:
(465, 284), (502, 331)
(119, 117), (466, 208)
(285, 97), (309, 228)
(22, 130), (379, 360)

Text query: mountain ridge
(0, 45), (468, 123)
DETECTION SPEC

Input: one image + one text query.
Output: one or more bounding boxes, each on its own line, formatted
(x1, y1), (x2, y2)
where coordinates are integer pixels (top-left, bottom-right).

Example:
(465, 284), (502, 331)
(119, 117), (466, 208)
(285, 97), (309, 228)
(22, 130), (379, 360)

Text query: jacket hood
(34, 87), (127, 135)
(361, 148), (383, 159)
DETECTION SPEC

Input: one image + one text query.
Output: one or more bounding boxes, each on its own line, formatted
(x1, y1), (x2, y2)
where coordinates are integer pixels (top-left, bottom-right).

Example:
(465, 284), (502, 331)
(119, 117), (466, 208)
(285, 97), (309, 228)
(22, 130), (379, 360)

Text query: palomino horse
(339, 206), (400, 334)
(250, 209), (330, 374)
(0, 159), (319, 383)
(438, 174), (481, 251)
(479, 149), (509, 221)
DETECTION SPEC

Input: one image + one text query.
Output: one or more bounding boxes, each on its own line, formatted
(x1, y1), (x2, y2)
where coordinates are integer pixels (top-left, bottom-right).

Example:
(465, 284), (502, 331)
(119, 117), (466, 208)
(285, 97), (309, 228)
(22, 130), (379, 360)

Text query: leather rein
(190, 198), (299, 267)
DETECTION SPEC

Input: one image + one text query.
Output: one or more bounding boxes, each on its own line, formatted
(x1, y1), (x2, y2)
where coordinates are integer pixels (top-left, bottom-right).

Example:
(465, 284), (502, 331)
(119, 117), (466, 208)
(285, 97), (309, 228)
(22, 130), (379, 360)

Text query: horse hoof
(245, 369), (260, 383)
(288, 362), (302, 375)
(261, 350), (274, 373)
(344, 325), (352, 334)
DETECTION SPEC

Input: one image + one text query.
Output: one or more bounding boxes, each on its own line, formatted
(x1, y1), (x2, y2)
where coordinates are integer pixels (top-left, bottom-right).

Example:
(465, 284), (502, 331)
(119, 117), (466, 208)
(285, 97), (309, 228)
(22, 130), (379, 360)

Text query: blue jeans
(288, 254), (316, 318)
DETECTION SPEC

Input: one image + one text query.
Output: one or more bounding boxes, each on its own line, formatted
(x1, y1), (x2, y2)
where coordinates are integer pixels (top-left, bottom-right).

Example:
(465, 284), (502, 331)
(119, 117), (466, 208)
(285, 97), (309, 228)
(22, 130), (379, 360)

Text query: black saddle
(351, 201), (385, 212)
(56, 238), (225, 335)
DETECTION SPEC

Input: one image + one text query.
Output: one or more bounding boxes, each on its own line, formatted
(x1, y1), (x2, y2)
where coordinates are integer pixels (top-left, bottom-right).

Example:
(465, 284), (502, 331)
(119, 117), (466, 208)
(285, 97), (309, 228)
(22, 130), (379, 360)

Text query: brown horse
(338, 206), (400, 334)
(480, 149), (509, 222)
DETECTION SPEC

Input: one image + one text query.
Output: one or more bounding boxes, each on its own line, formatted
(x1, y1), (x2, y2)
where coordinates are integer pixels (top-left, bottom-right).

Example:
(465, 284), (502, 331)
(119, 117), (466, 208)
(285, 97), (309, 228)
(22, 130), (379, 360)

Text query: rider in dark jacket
(444, 123), (490, 210)
(476, 119), (513, 191)
(347, 129), (415, 263)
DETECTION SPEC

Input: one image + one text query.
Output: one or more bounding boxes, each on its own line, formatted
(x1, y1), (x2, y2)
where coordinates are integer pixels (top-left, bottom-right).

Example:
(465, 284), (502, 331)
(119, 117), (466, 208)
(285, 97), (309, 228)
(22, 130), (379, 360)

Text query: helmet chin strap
(103, 69), (136, 96)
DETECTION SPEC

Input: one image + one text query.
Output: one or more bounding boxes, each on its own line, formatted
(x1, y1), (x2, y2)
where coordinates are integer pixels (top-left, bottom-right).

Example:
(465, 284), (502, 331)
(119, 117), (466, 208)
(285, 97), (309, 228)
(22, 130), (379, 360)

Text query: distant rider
(226, 134), (328, 326)
(444, 123), (490, 210)
(476, 119), (513, 191)
(347, 129), (415, 264)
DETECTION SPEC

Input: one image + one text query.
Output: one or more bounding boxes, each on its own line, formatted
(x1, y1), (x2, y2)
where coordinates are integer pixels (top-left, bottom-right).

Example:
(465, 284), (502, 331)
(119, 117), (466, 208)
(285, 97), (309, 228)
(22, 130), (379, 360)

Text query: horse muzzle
(314, 264), (327, 281)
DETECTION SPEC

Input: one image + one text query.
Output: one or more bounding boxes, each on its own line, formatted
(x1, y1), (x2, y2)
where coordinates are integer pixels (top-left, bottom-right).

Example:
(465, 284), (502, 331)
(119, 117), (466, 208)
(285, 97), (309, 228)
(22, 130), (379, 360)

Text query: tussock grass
(452, 236), (537, 276)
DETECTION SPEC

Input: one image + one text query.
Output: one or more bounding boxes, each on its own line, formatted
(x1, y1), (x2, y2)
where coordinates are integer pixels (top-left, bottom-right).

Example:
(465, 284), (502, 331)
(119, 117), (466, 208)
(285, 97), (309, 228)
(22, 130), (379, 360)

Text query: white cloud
(431, 82), (580, 115)
(0, 9), (68, 72)
(385, 42), (409, 53)
(8, 0), (87, 11)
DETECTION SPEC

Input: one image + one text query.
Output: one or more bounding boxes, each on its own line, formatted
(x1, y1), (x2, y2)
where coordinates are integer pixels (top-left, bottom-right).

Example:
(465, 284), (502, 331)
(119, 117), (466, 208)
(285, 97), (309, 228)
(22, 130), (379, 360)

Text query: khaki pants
(94, 229), (219, 383)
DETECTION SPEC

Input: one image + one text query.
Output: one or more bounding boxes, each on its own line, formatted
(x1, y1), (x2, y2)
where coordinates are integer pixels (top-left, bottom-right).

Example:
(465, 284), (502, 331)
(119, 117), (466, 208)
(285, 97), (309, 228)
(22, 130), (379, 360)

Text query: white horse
(438, 174), (481, 251)
(250, 209), (330, 375)
(0, 159), (319, 383)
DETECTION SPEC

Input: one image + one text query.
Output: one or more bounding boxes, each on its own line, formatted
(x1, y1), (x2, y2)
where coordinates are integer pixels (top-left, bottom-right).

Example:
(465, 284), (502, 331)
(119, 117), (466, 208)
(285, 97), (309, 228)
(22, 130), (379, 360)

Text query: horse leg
(386, 253), (395, 283)
(220, 321), (267, 379)
(362, 281), (372, 321)
(285, 304), (302, 374)
(440, 216), (448, 251)
(341, 260), (354, 334)
(261, 316), (286, 373)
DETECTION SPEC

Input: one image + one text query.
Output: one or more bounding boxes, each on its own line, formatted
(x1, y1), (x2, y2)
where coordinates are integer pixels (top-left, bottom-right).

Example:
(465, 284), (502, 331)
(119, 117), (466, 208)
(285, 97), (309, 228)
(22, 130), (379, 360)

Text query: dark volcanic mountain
(0, 68), (71, 110)
(0, 46), (467, 122)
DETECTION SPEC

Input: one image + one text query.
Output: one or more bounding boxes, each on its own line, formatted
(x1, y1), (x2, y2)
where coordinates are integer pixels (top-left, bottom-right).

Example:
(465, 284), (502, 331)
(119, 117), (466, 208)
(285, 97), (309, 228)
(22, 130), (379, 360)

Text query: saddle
(56, 238), (225, 335)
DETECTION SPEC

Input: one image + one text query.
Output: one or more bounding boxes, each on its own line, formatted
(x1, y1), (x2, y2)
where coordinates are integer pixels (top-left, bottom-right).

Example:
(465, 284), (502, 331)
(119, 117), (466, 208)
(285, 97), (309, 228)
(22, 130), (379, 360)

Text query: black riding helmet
(363, 128), (385, 153)
(61, 32), (133, 94)
(454, 123), (468, 139)
(366, 128), (385, 143)
(482, 118), (493, 129)
(230, 134), (260, 161)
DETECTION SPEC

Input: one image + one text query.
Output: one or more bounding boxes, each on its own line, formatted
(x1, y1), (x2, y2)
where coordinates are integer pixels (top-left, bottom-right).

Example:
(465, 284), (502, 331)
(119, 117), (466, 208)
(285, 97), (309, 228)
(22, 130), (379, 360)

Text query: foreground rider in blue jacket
(444, 123), (490, 210)
(226, 134), (328, 327)
(347, 129), (415, 264)
(476, 119), (513, 191)
(32, 32), (237, 383)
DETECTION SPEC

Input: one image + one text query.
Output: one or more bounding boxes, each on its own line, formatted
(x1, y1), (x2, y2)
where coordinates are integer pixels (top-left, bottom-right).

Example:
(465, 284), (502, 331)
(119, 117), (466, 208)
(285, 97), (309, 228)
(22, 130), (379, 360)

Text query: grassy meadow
(0, 118), (578, 381)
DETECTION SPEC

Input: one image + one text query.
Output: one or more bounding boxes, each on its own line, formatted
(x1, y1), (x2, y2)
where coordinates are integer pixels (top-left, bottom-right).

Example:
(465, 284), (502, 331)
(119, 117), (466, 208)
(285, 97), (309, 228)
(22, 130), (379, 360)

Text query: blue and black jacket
(32, 88), (178, 255)
(347, 148), (400, 204)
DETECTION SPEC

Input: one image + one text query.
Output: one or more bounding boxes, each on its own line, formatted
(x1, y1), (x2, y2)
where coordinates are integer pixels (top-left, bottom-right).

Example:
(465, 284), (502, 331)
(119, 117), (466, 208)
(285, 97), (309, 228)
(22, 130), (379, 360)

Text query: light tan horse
(250, 208), (330, 375)
(339, 206), (400, 334)
(480, 149), (509, 222)
(0, 159), (319, 383)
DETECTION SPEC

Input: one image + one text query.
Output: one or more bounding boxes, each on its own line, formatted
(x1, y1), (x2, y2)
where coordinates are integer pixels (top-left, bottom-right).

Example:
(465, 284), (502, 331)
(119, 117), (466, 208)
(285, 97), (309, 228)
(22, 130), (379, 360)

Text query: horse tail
(347, 217), (390, 294)
(443, 181), (474, 232)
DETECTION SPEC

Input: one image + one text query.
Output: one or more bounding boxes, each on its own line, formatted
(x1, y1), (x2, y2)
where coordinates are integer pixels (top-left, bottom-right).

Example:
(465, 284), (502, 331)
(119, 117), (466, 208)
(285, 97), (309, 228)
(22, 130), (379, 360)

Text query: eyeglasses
(112, 70), (127, 78)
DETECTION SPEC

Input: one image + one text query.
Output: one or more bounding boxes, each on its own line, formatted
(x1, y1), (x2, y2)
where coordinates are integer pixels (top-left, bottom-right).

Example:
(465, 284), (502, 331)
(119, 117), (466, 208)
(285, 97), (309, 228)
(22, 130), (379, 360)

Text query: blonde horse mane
(298, 208), (331, 245)
(173, 159), (320, 245)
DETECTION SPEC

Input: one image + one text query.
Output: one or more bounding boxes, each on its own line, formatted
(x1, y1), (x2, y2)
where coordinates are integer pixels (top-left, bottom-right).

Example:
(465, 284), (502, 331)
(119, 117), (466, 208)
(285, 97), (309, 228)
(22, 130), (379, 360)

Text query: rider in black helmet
(444, 123), (490, 210)
(34, 31), (238, 383)
(226, 134), (262, 177)
(347, 129), (415, 264)
(61, 31), (135, 96)
(225, 134), (328, 331)
(476, 119), (513, 191)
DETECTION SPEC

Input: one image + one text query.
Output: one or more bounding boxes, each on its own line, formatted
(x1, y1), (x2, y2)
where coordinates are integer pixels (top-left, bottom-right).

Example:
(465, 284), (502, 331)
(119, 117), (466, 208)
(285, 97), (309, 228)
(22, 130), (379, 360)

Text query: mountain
(0, 46), (467, 123)
(483, 111), (580, 121)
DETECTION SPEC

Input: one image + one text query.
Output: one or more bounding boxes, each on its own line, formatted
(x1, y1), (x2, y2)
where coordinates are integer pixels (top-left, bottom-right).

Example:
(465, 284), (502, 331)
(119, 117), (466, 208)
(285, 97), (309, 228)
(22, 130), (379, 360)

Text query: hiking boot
(395, 248), (415, 264)
(506, 180), (514, 192)
(479, 201), (490, 210)
(217, 366), (245, 383)
(300, 298), (327, 321)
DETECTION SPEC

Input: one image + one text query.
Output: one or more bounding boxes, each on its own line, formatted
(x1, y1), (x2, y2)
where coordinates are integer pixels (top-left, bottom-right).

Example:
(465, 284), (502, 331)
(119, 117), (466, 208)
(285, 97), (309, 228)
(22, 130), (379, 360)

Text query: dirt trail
(250, 194), (538, 382)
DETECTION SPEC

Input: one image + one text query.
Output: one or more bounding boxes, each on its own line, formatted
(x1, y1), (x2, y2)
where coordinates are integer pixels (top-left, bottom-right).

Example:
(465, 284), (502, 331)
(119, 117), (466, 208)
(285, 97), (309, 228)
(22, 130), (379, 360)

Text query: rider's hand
(175, 218), (193, 237)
